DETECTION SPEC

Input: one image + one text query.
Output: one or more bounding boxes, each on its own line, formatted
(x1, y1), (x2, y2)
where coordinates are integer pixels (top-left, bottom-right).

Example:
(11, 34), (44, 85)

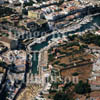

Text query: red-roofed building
(68, 6), (77, 11)
(90, 91), (100, 100)
(89, 76), (100, 90)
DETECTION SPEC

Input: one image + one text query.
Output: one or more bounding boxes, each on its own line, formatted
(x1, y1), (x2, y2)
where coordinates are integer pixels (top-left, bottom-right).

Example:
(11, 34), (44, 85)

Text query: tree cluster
(75, 80), (91, 94)
(80, 33), (100, 46)
(0, 6), (14, 17)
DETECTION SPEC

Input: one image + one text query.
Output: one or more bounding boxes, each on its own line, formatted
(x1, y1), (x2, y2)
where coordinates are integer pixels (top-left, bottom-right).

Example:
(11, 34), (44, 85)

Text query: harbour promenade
(27, 13), (98, 53)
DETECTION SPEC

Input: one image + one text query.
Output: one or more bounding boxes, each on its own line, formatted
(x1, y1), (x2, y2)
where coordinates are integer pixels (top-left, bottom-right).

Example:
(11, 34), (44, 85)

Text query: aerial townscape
(0, 0), (100, 100)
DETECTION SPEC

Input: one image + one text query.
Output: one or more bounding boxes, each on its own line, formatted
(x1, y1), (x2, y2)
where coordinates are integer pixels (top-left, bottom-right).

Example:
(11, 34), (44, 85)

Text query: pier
(93, 23), (100, 30)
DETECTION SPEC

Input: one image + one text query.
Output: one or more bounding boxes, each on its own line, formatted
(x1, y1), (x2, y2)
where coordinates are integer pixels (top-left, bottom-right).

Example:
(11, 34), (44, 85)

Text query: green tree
(54, 92), (68, 100)
(72, 72), (79, 76)
(63, 82), (72, 92)
(67, 35), (77, 41)
(75, 80), (91, 94)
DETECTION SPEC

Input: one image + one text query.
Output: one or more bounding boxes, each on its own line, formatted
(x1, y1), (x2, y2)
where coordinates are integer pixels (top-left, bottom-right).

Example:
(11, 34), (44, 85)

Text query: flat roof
(0, 37), (12, 44)
(35, 19), (47, 25)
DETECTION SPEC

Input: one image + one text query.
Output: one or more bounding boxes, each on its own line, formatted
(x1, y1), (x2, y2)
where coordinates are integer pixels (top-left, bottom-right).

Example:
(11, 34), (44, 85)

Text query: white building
(9, 0), (29, 4)
(41, 72), (51, 87)
(95, 30), (100, 35)
(35, 95), (46, 100)
(89, 57), (100, 90)
(0, 73), (3, 84)
(93, 57), (100, 71)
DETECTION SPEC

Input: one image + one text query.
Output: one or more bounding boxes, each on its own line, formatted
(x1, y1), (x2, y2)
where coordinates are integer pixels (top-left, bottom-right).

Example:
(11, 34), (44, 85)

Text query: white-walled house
(9, 0), (29, 4)
(89, 58), (100, 90)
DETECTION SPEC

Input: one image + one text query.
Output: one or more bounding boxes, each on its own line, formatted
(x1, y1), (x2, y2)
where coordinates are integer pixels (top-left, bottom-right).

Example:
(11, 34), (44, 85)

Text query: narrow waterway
(31, 15), (100, 74)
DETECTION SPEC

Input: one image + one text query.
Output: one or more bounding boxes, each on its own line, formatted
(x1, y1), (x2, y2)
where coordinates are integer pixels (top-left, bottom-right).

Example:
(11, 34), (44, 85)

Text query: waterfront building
(0, 37), (18, 49)
(28, 11), (40, 19)
(26, 17), (49, 31)
(9, 0), (29, 4)
(89, 58), (100, 90)
(27, 72), (41, 85)
(40, 50), (48, 67)
(95, 30), (100, 35)
(41, 72), (51, 87)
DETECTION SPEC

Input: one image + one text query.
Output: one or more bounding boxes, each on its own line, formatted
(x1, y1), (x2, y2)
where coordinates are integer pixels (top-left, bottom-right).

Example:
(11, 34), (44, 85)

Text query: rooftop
(0, 37), (12, 44)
